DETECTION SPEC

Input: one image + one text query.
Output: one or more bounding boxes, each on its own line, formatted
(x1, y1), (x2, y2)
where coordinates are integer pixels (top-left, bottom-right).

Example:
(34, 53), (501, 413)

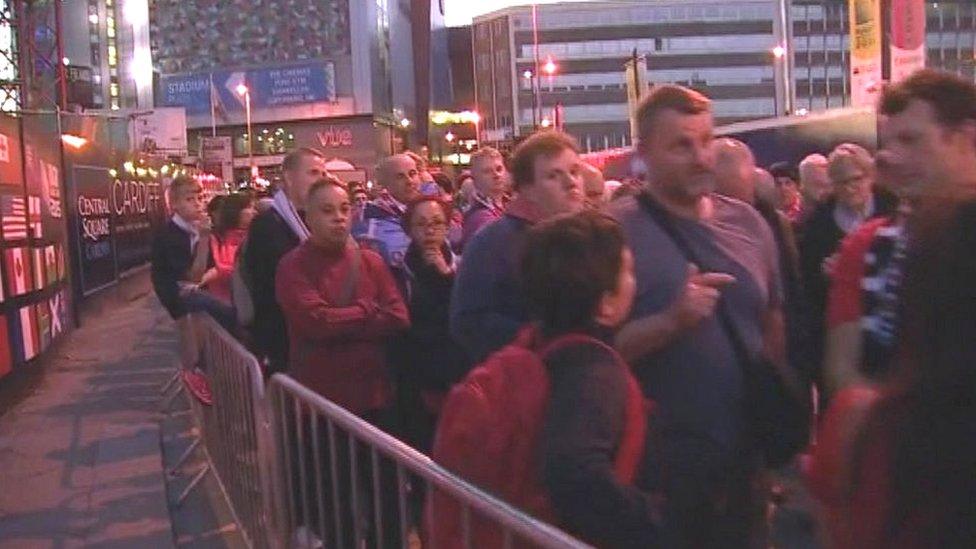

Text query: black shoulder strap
(635, 191), (757, 365)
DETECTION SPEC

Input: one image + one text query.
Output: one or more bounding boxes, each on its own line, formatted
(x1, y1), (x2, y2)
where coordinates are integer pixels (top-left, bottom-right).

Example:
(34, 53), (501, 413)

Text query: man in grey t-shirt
(610, 85), (785, 547)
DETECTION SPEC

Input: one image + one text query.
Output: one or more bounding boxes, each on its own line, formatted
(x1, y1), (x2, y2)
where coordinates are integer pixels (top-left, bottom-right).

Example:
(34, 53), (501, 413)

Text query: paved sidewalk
(0, 295), (178, 548)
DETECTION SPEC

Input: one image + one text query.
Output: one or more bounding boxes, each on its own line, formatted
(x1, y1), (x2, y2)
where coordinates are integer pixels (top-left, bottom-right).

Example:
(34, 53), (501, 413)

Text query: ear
(593, 290), (616, 328)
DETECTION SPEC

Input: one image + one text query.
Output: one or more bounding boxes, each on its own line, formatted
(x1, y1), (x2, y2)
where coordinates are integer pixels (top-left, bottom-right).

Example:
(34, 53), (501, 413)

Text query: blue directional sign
(159, 61), (336, 116)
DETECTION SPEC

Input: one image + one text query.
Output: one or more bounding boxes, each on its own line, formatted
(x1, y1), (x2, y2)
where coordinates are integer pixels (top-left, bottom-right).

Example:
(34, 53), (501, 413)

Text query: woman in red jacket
(204, 192), (256, 304)
(275, 178), (410, 418)
(808, 199), (976, 548)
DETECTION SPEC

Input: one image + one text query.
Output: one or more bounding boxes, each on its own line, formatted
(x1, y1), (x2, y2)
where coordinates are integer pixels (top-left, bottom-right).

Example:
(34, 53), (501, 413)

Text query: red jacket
(807, 386), (935, 549)
(275, 241), (410, 414)
(208, 229), (246, 303)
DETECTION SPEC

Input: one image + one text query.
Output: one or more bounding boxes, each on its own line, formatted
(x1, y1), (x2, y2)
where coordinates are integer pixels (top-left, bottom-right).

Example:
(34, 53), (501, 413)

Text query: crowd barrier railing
(182, 312), (591, 549)
(188, 313), (279, 548)
(267, 373), (592, 549)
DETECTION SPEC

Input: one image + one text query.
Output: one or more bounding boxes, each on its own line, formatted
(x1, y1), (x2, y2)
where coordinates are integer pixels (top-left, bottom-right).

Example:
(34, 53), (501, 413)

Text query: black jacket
(151, 220), (193, 319)
(799, 190), (898, 365)
(543, 335), (660, 548)
(401, 243), (470, 391)
(243, 208), (300, 373)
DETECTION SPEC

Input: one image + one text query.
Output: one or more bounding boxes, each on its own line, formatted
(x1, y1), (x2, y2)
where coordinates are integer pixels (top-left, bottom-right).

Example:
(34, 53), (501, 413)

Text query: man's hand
(669, 264), (736, 330)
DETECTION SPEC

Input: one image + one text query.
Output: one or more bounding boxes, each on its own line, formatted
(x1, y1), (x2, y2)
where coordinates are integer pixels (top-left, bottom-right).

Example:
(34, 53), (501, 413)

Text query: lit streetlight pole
(543, 56), (558, 124)
(771, 45), (787, 116)
(235, 83), (254, 178)
(523, 70), (537, 129)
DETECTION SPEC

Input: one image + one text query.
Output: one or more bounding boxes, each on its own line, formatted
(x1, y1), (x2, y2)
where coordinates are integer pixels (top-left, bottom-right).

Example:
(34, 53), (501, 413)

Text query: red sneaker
(182, 369), (213, 406)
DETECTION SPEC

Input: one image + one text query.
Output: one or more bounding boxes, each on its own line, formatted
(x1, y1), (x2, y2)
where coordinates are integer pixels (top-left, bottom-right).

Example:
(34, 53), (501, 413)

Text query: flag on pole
(27, 195), (41, 238)
(210, 73), (227, 137)
(31, 247), (44, 290)
(5, 247), (32, 296)
(1, 194), (27, 240)
(44, 245), (56, 286)
(0, 316), (11, 379)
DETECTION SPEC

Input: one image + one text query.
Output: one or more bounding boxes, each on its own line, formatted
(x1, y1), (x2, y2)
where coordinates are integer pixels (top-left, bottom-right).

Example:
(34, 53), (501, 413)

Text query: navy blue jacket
(449, 198), (541, 363)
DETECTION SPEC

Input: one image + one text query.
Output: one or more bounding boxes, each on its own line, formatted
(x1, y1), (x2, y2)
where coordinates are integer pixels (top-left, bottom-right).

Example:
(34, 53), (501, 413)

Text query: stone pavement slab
(0, 295), (176, 548)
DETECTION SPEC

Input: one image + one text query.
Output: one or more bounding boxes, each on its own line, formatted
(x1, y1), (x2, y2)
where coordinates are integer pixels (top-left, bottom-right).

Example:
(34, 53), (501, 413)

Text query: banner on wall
(23, 114), (65, 243)
(112, 176), (165, 273)
(849, 0), (883, 108)
(890, 0), (927, 83)
(0, 115), (23, 188)
(72, 166), (117, 295)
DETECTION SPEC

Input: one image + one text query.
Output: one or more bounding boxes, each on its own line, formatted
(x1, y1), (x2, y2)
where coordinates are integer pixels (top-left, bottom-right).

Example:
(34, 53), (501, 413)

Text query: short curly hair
(521, 210), (627, 336)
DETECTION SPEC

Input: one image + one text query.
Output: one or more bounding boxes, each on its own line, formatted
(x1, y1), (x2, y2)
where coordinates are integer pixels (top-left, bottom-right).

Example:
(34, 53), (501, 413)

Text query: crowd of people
(151, 68), (976, 548)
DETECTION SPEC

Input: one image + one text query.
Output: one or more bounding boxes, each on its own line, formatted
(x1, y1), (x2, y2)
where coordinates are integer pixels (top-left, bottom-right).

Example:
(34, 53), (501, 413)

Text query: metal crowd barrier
(180, 312), (591, 549)
(187, 313), (278, 548)
(267, 374), (591, 549)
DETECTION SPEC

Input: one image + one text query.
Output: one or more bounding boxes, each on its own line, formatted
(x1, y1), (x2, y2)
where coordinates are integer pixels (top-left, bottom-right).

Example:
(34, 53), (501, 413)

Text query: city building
(472, 0), (976, 152)
(146, 0), (450, 183)
(59, 0), (152, 111)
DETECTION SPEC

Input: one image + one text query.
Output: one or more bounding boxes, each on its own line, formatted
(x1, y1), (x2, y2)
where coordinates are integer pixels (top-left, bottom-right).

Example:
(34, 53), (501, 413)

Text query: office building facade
(474, 0), (976, 152)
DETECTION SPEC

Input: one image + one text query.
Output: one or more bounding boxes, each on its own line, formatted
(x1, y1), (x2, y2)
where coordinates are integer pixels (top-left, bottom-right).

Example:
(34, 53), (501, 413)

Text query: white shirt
(171, 213), (199, 253)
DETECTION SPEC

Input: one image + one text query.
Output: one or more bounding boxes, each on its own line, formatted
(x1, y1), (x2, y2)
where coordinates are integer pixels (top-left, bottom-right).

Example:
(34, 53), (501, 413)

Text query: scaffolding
(0, 0), (67, 112)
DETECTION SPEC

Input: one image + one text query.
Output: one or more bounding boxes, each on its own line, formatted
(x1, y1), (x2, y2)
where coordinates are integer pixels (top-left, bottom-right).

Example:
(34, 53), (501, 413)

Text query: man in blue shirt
(609, 85), (786, 547)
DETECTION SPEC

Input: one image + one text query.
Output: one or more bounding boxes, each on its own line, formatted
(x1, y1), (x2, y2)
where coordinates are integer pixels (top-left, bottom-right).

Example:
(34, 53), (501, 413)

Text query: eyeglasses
(414, 220), (447, 231)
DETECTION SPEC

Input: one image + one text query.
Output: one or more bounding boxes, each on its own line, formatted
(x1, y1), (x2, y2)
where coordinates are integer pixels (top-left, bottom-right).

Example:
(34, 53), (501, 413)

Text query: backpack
(426, 327), (650, 548)
(231, 236), (256, 327)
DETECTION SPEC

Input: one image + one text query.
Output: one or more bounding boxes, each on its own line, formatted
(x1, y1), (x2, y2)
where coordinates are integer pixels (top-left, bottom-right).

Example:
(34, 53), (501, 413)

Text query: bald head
(753, 167), (778, 206)
(799, 153), (831, 203)
(711, 138), (756, 204)
(580, 162), (606, 208)
(375, 154), (421, 203)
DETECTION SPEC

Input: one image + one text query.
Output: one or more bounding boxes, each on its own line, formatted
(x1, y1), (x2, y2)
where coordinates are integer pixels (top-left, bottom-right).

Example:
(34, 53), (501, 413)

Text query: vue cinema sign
(316, 126), (354, 148)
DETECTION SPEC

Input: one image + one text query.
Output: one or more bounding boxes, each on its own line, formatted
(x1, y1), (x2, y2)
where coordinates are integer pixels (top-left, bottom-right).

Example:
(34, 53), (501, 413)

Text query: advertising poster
(849, 0), (883, 108)
(890, 0), (927, 83)
(72, 166), (117, 295)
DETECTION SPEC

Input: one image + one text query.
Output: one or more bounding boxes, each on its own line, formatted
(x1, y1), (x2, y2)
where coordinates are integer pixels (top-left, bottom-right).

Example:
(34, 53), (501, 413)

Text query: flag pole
(209, 73), (217, 137)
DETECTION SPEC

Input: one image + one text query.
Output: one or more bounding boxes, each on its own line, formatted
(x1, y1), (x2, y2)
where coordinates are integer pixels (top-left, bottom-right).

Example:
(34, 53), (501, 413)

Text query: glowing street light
(445, 131), (455, 143)
(540, 118), (552, 128)
(523, 70), (533, 80)
(400, 118), (411, 128)
(772, 45), (787, 59)
(543, 57), (557, 76)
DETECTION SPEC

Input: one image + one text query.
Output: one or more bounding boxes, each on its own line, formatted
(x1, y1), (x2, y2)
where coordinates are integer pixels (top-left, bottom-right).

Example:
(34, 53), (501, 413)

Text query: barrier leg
(177, 463), (212, 507)
(169, 437), (202, 476)
(160, 368), (181, 394)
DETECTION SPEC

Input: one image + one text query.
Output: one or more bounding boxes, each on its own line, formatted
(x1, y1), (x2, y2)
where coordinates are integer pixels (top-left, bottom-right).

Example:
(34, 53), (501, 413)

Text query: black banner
(72, 166), (117, 295)
(112, 177), (165, 273)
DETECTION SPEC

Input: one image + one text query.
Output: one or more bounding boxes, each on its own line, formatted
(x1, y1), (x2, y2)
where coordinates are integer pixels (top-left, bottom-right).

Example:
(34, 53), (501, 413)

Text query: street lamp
(523, 70), (538, 128)
(445, 131), (455, 143)
(400, 118), (411, 128)
(770, 46), (788, 116)
(236, 83), (254, 179)
(543, 56), (558, 126)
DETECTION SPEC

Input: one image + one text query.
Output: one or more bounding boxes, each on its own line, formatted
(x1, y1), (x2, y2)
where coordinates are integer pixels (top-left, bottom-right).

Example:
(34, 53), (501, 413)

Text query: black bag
(636, 191), (810, 467)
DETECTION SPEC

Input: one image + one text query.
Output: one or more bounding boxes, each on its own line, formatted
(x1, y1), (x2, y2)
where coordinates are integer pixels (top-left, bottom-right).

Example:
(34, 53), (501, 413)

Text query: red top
(275, 241), (410, 414)
(208, 229), (246, 303)
(826, 218), (889, 328)
(807, 386), (936, 549)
